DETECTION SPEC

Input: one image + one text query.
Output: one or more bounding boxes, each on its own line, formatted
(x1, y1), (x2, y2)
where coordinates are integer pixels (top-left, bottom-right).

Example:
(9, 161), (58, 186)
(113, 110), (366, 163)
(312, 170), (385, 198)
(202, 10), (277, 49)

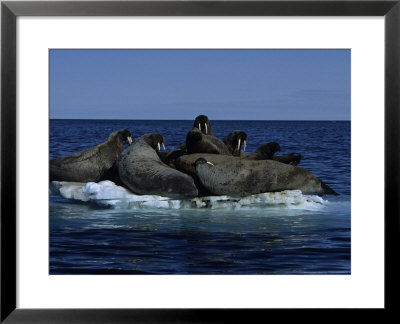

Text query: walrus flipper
(320, 181), (339, 196)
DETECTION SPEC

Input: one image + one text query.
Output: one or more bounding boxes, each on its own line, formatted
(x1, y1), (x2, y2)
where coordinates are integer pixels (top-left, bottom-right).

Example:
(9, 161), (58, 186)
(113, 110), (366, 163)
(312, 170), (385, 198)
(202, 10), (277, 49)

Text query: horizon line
(50, 118), (351, 121)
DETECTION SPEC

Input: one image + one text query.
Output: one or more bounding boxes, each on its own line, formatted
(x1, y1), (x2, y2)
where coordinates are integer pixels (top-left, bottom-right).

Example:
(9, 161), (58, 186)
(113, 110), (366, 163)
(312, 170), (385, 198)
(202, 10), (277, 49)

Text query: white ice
(50, 180), (327, 210)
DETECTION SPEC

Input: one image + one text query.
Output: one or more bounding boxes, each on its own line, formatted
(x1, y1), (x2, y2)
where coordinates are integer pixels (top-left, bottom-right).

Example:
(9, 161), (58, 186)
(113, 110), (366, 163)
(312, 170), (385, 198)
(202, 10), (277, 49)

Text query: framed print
(1, 0), (399, 322)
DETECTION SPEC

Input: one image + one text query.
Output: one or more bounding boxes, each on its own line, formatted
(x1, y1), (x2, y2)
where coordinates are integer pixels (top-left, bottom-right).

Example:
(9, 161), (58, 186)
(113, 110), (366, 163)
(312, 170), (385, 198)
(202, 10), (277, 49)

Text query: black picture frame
(1, 0), (399, 322)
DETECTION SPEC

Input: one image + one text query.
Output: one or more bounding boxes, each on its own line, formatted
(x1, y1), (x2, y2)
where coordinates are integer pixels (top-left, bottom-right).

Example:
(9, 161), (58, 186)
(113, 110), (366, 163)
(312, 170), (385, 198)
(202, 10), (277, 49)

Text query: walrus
(193, 114), (216, 136)
(245, 142), (281, 160)
(223, 130), (248, 157)
(175, 114), (217, 151)
(174, 153), (239, 196)
(245, 142), (302, 165)
(194, 157), (338, 196)
(50, 129), (133, 182)
(185, 127), (232, 155)
(273, 153), (302, 166)
(116, 133), (198, 199)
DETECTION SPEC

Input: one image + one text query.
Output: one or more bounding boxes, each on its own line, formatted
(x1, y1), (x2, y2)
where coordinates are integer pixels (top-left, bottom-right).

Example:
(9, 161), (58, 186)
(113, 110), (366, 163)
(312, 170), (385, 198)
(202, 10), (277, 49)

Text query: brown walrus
(50, 129), (132, 182)
(194, 157), (338, 196)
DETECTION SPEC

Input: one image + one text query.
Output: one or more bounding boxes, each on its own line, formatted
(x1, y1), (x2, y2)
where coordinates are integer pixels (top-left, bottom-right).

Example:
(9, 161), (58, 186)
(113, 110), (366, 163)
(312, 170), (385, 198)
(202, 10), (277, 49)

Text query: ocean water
(49, 119), (351, 274)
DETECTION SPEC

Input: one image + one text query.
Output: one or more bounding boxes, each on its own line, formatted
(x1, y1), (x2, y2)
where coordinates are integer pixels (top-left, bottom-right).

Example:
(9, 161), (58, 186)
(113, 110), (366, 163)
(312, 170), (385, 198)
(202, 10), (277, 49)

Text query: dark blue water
(49, 119), (351, 274)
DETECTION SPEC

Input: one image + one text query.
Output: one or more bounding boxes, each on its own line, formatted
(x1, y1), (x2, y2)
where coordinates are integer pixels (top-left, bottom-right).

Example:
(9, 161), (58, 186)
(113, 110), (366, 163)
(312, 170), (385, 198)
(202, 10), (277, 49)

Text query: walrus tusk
(206, 161), (214, 166)
(199, 123), (201, 132)
(157, 142), (161, 151)
(243, 140), (246, 152)
(205, 124), (208, 134)
(237, 138), (241, 151)
(162, 142), (165, 151)
(128, 136), (133, 145)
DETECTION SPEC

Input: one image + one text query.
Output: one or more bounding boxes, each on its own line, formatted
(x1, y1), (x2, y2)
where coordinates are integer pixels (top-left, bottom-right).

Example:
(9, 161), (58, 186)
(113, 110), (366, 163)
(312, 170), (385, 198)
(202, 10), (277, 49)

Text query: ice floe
(50, 180), (327, 210)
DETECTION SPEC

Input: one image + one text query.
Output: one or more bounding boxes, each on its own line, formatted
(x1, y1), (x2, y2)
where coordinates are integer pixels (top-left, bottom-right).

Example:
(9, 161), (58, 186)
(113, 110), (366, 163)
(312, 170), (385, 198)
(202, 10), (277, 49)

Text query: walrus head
(119, 129), (133, 145)
(185, 127), (203, 152)
(109, 129), (133, 145)
(194, 158), (215, 168)
(194, 114), (212, 135)
(143, 133), (166, 151)
(255, 142), (281, 159)
(224, 130), (248, 155)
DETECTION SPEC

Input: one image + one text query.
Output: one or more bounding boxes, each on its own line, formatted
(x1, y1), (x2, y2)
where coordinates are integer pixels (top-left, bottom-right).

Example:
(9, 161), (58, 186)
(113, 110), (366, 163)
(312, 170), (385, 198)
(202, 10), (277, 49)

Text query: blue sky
(50, 49), (350, 120)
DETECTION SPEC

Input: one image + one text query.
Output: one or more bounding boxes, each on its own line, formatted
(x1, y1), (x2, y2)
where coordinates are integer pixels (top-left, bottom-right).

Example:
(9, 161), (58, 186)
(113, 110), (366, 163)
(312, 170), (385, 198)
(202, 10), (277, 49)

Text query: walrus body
(49, 129), (132, 182)
(195, 158), (338, 196)
(117, 133), (198, 199)
(186, 128), (232, 155)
